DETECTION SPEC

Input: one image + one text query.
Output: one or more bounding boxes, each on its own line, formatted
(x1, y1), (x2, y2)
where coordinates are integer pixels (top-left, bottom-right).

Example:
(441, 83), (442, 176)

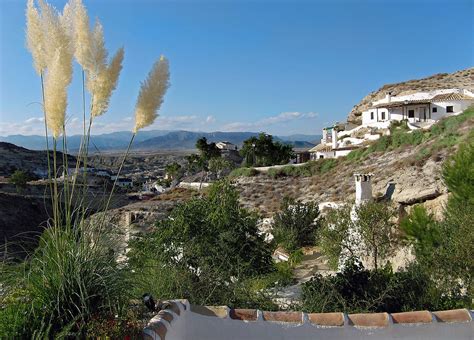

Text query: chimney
(385, 91), (392, 103)
(354, 173), (373, 205)
(331, 127), (337, 149)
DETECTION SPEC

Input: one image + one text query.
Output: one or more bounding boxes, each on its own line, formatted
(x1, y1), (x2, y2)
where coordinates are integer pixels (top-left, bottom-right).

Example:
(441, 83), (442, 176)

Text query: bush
(128, 180), (274, 306)
(272, 197), (320, 253)
(320, 201), (399, 270)
(301, 258), (469, 313)
(228, 167), (259, 178)
(9, 170), (31, 189)
(1, 224), (130, 338)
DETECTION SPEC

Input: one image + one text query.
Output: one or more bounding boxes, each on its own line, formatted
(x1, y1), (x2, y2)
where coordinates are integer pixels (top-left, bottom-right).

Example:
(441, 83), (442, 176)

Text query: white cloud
(222, 111), (318, 132)
(206, 115), (216, 123)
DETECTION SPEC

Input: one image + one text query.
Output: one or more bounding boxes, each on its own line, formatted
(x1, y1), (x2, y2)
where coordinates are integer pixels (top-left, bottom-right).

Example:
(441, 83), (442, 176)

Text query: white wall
(145, 301), (474, 340)
(431, 100), (473, 120)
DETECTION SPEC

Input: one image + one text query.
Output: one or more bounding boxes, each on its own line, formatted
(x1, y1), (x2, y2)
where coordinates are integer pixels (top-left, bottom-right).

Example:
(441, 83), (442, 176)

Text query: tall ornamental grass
(1, 0), (170, 337)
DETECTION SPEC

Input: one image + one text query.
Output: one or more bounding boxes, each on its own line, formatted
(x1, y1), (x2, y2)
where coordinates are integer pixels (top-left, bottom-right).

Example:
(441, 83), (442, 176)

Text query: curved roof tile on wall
(143, 299), (474, 340)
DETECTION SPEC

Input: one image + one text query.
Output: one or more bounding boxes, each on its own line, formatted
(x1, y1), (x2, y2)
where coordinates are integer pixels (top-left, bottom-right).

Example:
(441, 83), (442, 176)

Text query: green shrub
(128, 180), (274, 306)
(1, 224), (130, 338)
(272, 197), (321, 253)
(301, 258), (469, 313)
(9, 170), (31, 189)
(228, 167), (259, 178)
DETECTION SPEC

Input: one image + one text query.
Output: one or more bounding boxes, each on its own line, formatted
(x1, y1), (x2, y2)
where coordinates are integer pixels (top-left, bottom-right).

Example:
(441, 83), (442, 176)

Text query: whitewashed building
(309, 125), (361, 160)
(362, 89), (474, 127)
(216, 141), (237, 151)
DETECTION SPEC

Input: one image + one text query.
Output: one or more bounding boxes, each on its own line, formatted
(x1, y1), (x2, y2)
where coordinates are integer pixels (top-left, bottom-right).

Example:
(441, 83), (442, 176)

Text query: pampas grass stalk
(4, 0), (171, 337)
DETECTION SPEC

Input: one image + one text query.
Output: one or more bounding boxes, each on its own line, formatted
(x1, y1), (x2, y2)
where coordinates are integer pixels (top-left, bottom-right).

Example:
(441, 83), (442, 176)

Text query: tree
(272, 197), (321, 253)
(128, 180), (274, 305)
(9, 170), (31, 190)
(355, 201), (399, 270)
(196, 137), (221, 161)
(320, 202), (399, 270)
(240, 133), (294, 167)
(319, 205), (355, 269)
(165, 162), (182, 181)
(401, 141), (474, 296)
(208, 157), (234, 179)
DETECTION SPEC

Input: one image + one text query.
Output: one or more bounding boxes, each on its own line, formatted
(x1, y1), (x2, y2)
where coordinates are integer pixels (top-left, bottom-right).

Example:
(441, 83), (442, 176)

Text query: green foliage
(320, 202), (399, 270)
(401, 140), (474, 298)
(165, 162), (183, 180)
(196, 137), (221, 160)
(266, 159), (338, 179)
(272, 197), (321, 253)
(228, 167), (259, 178)
(442, 141), (474, 205)
(240, 133), (294, 166)
(301, 258), (469, 313)
(9, 170), (31, 189)
(128, 180), (274, 306)
(208, 157), (234, 178)
(0, 224), (130, 338)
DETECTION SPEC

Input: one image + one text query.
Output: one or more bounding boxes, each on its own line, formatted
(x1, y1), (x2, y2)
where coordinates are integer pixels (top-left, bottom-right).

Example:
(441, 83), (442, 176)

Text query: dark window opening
(370, 112), (374, 120)
(381, 112), (386, 120)
(432, 107), (437, 113)
(446, 106), (454, 113)
(319, 155), (324, 159)
(408, 109), (415, 118)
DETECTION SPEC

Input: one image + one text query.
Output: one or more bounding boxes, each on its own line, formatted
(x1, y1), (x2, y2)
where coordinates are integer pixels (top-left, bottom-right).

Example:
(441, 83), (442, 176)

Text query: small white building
(309, 125), (361, 160)
(362, 89), (474, 127)
(216, 141), (237, 151)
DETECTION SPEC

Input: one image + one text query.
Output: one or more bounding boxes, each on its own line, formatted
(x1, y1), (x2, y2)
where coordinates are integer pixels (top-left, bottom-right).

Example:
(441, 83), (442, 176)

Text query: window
(408, 109), (415, 118)
(446, 106), (454, 113)
(370, 112), (374, 120)
(381, 112), (386, 120)
(432, 107), (437, 113)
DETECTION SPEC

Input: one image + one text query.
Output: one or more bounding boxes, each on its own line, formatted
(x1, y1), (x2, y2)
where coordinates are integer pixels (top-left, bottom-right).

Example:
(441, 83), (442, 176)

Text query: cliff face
(347, 68), (474, 124)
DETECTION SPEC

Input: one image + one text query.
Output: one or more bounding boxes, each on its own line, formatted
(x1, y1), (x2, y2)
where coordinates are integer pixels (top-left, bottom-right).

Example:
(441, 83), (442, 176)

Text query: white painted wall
(157, 306), (474, 340)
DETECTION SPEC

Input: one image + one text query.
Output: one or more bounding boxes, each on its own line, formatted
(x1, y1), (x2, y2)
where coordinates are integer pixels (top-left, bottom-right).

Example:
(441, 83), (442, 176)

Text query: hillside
(347, 67), (474, 124)
(234, 109), (474, 218)
(0, 142), (76, 176)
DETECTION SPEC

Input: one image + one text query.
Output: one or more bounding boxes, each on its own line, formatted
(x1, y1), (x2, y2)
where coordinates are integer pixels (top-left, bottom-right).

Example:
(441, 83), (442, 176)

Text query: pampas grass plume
(133, 56), (170, 132)
(71, 0), (92, 71)
(91, 47), (124, 117)
(26, 0), (47, 75)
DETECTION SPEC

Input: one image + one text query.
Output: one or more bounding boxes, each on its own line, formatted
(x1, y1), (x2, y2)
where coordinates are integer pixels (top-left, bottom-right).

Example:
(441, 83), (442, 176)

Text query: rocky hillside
(234, 110), (474, 219)
(0, 142), (76, 177)
(347, 67), (474, 124)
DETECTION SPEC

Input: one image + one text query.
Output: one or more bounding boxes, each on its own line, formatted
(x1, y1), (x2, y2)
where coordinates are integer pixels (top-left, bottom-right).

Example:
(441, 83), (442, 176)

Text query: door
(420, 107), (426, 121)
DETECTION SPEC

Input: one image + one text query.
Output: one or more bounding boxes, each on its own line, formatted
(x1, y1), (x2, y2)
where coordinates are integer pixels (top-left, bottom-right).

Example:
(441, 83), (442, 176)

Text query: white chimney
(385, 92), (392, 103)
(331, 127), (337, 149)
(354, 173), (373, 205)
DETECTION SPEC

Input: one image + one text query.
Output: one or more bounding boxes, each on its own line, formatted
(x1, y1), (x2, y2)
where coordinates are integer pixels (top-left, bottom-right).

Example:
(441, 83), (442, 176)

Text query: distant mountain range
(0, 130), (320, 152)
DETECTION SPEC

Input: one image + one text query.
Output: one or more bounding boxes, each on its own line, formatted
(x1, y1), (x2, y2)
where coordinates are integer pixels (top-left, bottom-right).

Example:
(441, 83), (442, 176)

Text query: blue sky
(0, 0), (472, 136)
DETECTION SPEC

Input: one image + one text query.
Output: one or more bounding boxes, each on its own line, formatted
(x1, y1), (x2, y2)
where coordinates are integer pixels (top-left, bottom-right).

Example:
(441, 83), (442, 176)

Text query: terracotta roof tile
(147, 320), (167, 339)
(262, 311), (303, 323)
(190, 305), (228, 318)
(308, 312), (344, 326)
(158, 310), (174, 323)
(348, 312), (389, 327)
(229, 309), (258, 321)
(433, 309), (472, 323)
(431, 93), (474, 101)
(163, 301), (182, 316)
(391, 311), (432, 324)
